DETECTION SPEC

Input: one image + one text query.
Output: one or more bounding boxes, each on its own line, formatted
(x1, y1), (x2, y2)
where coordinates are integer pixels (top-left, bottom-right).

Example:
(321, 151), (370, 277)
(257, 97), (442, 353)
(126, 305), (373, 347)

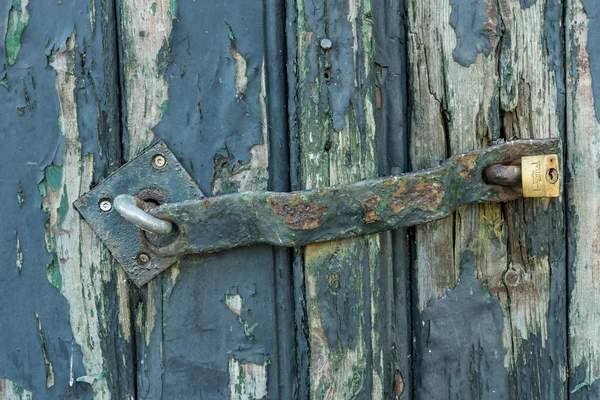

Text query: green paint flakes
(45, 253), (62, 292)
(0, 379), (33, 399)
(168, 0), (178, 18)
(37, 181), (46, 197)
(151, 2), (157, 15)
(159, 100), (169, 119)
(571, 382), (588, 393)
(228, 358), (268, 398)
(12, 381), (25, 396)
(57, 116), (63, 133)
(56, 186), (69, 227)
(5, 0), (29, 65)
(44, 164), (63, 192)
(76, 375), (98, 385)
(0, 74), (8, 90)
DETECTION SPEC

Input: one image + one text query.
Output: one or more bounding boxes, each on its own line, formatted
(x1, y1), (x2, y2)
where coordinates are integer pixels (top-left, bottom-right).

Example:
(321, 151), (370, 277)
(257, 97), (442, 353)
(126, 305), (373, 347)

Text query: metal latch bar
(75, 138), (560, 286)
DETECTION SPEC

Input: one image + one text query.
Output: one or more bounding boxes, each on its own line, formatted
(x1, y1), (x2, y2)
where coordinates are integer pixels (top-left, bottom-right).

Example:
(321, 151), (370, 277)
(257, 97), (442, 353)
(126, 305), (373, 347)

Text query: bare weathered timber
(567, 0), (600, 396)
(295, 0), (385, 396)
(498, 1), (567, 398)
(408, 0), (566, 398)
(0, 1), (134, 398)
(118, 0), (294, 398)
(117, 1), (175, 396)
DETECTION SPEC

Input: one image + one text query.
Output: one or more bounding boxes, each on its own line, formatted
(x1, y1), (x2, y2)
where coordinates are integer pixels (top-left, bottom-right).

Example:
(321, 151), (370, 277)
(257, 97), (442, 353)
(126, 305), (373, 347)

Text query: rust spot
(376, 85), (382, 108)
(362, 195), (382, 223)
(459, 154), (478, 180)
(306, 30), (313, 44)
(395, 371), (404, 398)
(328, 272), (341, 291)
(484, 0), (500, 46)
(504, 268), (520, 287)
(269, 197), (327, 229)
(390, 182), (443, 214)
(200, 198), (214, 207)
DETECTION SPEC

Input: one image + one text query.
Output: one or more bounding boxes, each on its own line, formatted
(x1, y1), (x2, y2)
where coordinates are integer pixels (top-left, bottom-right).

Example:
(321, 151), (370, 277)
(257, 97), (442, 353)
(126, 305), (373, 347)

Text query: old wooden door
(1, 0), (599, 398)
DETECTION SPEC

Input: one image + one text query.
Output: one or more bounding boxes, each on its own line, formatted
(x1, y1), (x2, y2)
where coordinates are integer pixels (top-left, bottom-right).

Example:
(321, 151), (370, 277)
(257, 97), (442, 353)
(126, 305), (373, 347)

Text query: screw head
(137, 253), (151, 264)
(99, 199), (112, 212)
(152, 154), (167, 169)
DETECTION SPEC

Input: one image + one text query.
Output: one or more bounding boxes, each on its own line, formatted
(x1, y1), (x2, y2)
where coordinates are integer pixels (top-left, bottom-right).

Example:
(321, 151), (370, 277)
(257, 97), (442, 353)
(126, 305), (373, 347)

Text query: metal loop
(484, 164), (522, 187)
(114, 194), (173, 235)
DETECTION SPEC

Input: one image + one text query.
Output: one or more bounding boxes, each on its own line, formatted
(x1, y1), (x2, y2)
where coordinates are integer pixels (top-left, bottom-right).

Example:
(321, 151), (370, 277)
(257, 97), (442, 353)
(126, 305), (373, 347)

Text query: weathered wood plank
(566, 0), (600, 396)
(119, 0), (294, 398)
(373, 0), (412, 397)
(408, 0), (566, 398)
(497, 1), (567, 397)
(0, 1), (134, 398)
(117, 2), (174, 396)
(295, 0), (385, 397)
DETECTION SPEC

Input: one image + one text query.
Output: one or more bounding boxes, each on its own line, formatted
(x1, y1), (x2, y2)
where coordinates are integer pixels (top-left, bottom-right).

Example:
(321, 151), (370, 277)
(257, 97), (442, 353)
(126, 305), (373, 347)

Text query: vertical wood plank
(119, 0), (294, 398)
(566, 0), (600, 396)
(408, 0), (566, 397)
(295, 0), (384, 397)
(0, 1), (134, 398)
(118, 1), (174, 397)
(498, 1), (567, 397)
(373, 0), (412, 398)
(407, 5), (506, 397)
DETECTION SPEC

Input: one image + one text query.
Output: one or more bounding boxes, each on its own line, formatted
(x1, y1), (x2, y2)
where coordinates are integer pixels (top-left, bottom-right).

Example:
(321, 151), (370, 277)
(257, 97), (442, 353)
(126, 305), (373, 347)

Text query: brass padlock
(522, 154), (560, 197)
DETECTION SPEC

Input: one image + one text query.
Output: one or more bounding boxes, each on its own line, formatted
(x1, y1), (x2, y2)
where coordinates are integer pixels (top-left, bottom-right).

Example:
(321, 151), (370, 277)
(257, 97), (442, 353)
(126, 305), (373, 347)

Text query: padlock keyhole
(546, 168), (559, 184)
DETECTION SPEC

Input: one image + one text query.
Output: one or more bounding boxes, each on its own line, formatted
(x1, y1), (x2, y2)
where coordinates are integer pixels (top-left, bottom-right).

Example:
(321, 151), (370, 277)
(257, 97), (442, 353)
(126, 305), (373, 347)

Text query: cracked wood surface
(119, 0), (294, 398)
(2, 0), (599, 399)
(295, 0), (385, 397)
(0, 1), (133, 398)
(408, 0), (567, 398)
(567, 0), (600, 396)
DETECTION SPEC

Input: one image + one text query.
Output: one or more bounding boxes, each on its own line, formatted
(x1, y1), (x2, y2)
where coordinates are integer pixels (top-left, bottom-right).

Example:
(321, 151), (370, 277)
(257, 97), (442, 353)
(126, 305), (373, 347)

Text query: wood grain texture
(498, 1), (567, 398)
(118, 1), (175, 397)
(0, 1), (134, 398)
(295, 0), (384, 397)
(119, 0), (294, 398)
(567, 0), (600, 395)
(408, 0), (566, 398)
(373, 1), (412, 397)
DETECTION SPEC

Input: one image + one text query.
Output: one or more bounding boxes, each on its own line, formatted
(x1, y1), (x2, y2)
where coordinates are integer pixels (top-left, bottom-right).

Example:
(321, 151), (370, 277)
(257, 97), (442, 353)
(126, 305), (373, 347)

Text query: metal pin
(152, 154), (167, 169)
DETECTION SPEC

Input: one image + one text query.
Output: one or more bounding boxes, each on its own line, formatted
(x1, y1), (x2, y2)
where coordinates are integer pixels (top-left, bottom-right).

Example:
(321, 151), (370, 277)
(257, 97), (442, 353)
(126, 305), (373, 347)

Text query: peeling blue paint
(414, 251), (509, 398)
(581, 0), (600, 124)
(520, 0), (536, 9)
(449, 0), (499, 67)
(0, 0), (126, 397)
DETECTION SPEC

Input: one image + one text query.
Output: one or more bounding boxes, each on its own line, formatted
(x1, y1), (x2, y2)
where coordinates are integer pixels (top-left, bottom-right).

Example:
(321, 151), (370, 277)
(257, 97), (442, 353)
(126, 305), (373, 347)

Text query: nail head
(320, 38), (332, 51)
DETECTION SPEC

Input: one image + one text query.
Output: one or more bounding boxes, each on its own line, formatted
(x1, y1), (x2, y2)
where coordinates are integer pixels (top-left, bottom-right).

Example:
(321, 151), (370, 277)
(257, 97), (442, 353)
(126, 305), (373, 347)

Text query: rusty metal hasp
(74, 139), (560, 287)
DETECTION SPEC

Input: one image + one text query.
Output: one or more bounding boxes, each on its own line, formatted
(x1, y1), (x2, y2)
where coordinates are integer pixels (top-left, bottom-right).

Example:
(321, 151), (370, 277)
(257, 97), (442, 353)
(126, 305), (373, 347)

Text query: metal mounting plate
(74, 141), (204, 287)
